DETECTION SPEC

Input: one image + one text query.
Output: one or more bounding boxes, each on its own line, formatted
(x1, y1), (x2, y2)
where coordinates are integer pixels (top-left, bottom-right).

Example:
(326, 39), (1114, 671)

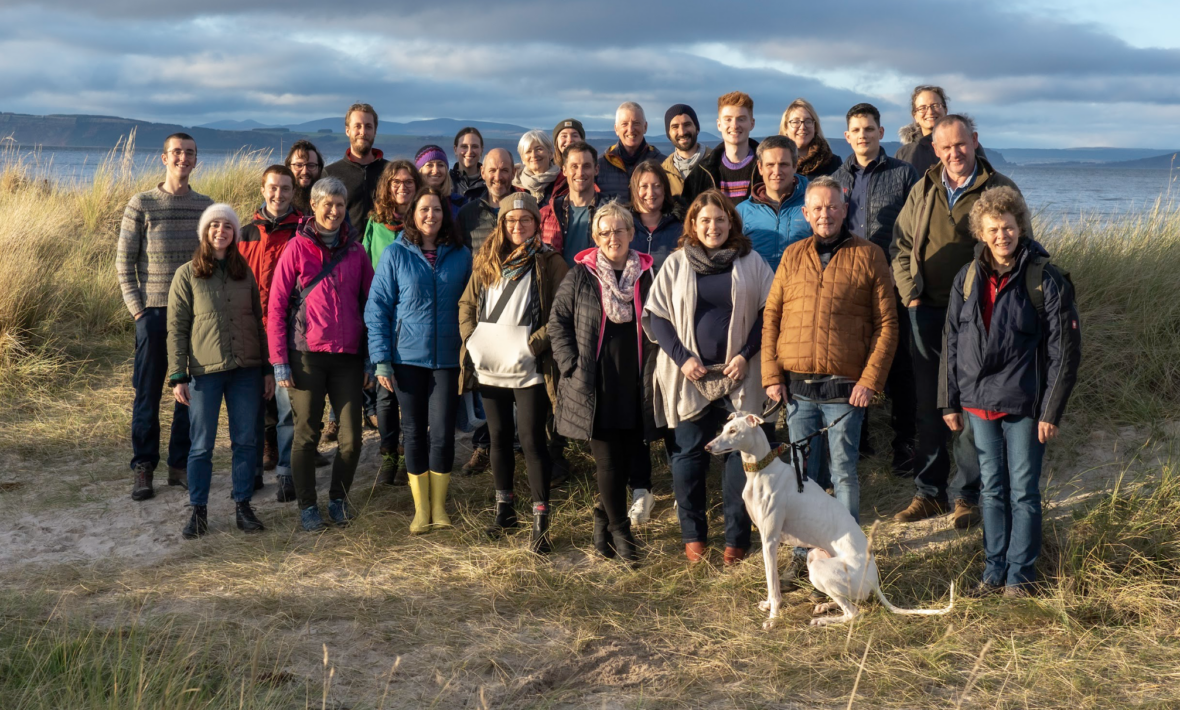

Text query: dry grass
(3, 145), (1180, 708)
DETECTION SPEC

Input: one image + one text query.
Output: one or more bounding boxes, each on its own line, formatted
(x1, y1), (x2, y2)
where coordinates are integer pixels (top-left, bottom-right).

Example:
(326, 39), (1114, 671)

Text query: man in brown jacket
(890, 115), (1030, 528)
(763, 176), (898, 522)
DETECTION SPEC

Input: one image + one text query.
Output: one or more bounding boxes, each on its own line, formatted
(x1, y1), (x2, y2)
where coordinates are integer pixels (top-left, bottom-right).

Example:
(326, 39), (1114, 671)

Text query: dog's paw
(762, 618), (778, 631)
(812, 601), (839, 616)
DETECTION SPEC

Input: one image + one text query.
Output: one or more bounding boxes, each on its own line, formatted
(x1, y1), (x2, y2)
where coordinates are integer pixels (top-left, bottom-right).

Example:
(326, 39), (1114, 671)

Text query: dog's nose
(703, 443), (712, 453)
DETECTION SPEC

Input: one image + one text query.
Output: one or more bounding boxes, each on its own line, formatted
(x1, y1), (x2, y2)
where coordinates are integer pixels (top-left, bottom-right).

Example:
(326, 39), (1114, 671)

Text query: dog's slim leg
(758, 537), (782, 628)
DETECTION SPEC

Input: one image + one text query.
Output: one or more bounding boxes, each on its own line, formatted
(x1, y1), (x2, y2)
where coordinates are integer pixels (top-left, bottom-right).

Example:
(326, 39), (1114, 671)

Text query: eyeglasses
(787, 119), (815, 129)
(505, 216), (536, 229)
(290, 161), (320, 170)
(915, 103), (946, 115)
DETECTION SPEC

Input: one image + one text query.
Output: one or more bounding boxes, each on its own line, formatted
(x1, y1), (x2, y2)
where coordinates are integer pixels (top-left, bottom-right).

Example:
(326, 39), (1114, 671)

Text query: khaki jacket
(168, 261), (268, 379)
(762, 233), (898, 393)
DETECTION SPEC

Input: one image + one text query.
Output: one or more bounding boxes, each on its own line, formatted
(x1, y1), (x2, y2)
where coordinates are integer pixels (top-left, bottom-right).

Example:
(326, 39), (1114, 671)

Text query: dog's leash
(762, 398), (850, 493)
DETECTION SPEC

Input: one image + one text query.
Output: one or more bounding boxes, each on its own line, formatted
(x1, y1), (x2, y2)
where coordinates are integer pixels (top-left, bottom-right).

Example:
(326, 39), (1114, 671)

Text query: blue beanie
(664, 104), (700, 141)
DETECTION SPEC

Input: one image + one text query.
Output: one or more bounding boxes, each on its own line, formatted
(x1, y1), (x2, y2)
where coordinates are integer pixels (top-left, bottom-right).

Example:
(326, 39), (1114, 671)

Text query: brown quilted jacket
(762, 232), (898, 393)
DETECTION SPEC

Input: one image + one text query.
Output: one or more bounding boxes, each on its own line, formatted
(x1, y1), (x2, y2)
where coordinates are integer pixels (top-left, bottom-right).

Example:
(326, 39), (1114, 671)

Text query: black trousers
(288, 351), (364, 508)
(589, 429), (650, 527)
(482, 384), (551, 504)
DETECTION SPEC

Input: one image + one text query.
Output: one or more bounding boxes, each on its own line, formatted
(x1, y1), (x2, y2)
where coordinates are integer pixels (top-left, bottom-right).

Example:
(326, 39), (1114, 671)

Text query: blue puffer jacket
(365, 238), (473, 370)
(631, 207), (684, 273)
(939, 240), (1081, 426)
(735, 177), (811, 269)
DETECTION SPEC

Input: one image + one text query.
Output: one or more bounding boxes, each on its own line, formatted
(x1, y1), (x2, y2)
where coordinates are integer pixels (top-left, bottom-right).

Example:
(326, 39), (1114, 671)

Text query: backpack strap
(1025, 256), (1048, 315)
(961, 260), (979, 302)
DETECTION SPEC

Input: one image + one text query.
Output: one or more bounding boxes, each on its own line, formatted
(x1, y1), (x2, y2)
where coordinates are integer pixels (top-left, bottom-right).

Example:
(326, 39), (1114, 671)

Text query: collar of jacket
(604, 140), (657, 171)
(841, 146), (888, 173)
(253, 206), (302, 231)
(345, 148), (385, 164)
(703, 138), (760, 172)
(573, 246), (654, 273)
(748, 174), (805, 209)
(295, 214), (355, 249)
(395, 238), (460, 264)
(922, 154), (998, 195)
(813, 227), (855, 254)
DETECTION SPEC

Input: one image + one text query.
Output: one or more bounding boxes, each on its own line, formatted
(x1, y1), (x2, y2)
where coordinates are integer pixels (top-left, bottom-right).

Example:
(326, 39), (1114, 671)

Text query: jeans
(909, 304), (980, 504)
(668, 403), (751, 549)
(186, 367), (262, 506)
(969, 413), (1045, 588)
(376, 381), (401, 453)
(394, 365), (459, 475)
(257, 385), (294, 477)
(787, 397), (865, 522)
(590, 429), (650, 527)
(288, 351), (364, 509)
(482, 384), (551, 503)
(131, 308), (190, 471)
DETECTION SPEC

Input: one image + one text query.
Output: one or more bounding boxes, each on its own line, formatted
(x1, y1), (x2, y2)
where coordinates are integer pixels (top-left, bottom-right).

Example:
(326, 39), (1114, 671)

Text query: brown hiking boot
(262, 429), (278, 471)
(893, 496), (948, 523)
(167, 466), (187, 489)
(131, 464), (155, 501)
(685, 542), (707, 563)
(952, 499), (982, 530)
(723, 546), (746, 566)
(461, 447), (489, 476)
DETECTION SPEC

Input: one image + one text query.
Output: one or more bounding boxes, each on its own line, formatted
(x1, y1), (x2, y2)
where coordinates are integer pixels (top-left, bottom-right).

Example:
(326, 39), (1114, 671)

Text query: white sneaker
(629, 488), (654, 525)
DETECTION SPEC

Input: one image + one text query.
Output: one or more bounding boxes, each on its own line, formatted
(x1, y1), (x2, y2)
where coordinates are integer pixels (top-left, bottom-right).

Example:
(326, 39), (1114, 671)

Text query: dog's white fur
(705, 412), (955, 628)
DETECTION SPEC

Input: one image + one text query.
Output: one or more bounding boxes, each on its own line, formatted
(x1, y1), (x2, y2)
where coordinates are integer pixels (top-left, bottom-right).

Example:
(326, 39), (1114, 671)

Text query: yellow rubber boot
(429, 471), (452, 529)
(407, 472), (432, 534)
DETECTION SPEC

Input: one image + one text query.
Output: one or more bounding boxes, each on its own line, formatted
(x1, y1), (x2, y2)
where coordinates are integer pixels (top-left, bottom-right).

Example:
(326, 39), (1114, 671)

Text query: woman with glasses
(779, 98), (842, 178)
(896, 85), (950, 174)
(459, 193), (568, 553)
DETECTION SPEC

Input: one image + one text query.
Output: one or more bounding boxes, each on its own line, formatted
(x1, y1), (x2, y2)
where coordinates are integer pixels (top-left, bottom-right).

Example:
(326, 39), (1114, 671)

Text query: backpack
(961, 254), (1072, 315)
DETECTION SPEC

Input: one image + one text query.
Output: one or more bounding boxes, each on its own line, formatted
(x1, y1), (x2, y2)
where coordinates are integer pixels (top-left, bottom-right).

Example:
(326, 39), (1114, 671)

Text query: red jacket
(267, 216), (374, 366)
(238, 208), (302, 330)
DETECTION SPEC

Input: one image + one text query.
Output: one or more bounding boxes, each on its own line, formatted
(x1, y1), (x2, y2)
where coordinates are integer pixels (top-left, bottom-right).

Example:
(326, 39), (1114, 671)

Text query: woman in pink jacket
(268, 176), (374, 531)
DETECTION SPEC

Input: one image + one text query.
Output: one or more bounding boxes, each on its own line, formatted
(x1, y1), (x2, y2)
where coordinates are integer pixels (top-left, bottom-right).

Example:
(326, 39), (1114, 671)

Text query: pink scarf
(593, 249), (641, 324)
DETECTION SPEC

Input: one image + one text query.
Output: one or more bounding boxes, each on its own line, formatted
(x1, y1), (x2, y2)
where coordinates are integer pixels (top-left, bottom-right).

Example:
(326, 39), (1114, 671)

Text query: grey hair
(593, 199), (636, 239)
(756, 135), (799, 165)
(805, 175), (845, 203)
(517, 129), (556, 163)
(615, 101), (646, 124)
(909, 85), (949, 114)
(310, 176), (348, 206)
(932, 113), (977, 137)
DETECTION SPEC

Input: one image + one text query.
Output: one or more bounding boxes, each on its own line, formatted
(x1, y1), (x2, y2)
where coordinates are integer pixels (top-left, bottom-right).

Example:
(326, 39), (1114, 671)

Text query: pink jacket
(267, 216), (374, 365)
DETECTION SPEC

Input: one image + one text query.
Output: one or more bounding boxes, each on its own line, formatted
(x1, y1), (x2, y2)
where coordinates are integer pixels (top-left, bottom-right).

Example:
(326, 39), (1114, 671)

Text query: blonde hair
(471, 205), (539, 289)
(779, 98), (826, 144)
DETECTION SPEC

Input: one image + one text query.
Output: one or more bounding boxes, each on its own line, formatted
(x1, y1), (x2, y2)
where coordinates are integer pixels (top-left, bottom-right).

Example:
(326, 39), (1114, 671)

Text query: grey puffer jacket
(833, 150), (919, 256)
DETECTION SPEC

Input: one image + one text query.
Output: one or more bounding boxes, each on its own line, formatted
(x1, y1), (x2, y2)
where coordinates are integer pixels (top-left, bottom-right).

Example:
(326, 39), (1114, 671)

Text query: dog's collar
(744, 444), (787, 473)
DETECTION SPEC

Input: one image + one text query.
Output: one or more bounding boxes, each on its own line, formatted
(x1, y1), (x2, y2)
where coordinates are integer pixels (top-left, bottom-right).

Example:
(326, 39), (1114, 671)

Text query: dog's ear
(745, 414), (765, 427)
(726, 411), (741, 421)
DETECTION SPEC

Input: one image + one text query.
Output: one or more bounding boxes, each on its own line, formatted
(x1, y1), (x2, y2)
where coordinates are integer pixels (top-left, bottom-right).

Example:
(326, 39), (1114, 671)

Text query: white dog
(705, 411), (955, 628)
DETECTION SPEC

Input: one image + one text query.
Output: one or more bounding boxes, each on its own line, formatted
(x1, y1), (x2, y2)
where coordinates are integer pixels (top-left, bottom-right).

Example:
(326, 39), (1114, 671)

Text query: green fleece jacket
(890, 157), (1028, 308)
(167, 260), (269, 381)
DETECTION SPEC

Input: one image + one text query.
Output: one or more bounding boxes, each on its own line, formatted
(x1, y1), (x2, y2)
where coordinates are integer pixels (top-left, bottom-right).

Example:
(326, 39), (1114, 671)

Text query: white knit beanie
(198, 203), (242, 242)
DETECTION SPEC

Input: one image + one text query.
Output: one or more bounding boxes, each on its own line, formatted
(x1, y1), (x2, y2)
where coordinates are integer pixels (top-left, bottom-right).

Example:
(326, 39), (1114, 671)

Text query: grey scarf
(685, 244), (738, 275)
(512, 164), (560, 202)
(672, 144), (707, 177)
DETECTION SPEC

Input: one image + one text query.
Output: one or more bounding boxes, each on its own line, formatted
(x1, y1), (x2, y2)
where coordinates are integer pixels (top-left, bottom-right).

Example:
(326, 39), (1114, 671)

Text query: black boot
(182, 505), (208, 539)
(131, 463), (155, 501)
(592, 506), (616, 558)
(485, 491), (518, 538)
(610, 519), (639, 562)
(236, 501), (265, 533)
(276, 474), (296, 503)
(549, 444), (570, 488)
(531, 504), (551, 555)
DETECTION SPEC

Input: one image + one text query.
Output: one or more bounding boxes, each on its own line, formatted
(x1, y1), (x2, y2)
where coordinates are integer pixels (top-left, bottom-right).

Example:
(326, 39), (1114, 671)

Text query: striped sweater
(116, 185), (213, 316)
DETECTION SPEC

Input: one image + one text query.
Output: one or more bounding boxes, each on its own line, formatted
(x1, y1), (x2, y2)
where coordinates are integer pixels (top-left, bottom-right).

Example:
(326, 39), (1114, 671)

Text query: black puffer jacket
(832, 150), (919, 256)
(547, 249), (658, 441)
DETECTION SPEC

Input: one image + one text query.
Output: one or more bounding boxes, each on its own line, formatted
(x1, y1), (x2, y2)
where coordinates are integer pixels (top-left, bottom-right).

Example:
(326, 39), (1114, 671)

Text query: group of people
(117, 86), (1081, 596)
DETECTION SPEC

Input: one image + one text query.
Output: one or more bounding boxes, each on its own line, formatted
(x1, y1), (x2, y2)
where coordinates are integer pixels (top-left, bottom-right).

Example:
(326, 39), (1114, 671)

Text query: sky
(1, 1), (1179, 149)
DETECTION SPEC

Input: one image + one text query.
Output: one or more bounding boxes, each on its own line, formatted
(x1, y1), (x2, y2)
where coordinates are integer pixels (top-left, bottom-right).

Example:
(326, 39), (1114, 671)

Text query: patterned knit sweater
(117, 185), (213, 316)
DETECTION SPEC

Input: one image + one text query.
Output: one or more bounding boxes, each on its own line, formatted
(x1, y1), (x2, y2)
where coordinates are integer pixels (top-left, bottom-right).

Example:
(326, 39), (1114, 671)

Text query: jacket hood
(898, 123), (924, 145)
(295, 214), (356, 247)
(748, 173), (809, 206)
(604, 140), (659, 171)
(574, 246), (655, 272)
(253, 206), (302, 229)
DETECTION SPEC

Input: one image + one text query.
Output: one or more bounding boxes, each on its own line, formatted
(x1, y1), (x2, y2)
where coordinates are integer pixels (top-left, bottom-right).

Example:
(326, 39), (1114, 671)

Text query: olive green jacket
(167, 261), (269, 381)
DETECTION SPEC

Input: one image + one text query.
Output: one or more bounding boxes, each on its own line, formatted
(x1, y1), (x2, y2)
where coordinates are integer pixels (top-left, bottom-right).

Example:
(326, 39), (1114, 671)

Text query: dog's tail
(872, 581), (955, 616)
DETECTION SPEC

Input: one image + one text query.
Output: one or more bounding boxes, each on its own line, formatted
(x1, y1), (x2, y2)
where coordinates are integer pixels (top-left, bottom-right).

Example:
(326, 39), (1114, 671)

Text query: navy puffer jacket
(939, 240), (1081, 426)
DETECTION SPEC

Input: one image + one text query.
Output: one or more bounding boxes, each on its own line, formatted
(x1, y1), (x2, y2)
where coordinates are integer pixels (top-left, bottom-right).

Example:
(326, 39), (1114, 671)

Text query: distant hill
(1026, 152), (1180, 170)
(992, 147), (1179, 166)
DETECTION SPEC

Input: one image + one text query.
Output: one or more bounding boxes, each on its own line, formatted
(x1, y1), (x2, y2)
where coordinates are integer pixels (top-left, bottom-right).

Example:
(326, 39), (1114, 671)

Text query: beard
(351, 138), (373, 157)
(673, 133), (698, 151)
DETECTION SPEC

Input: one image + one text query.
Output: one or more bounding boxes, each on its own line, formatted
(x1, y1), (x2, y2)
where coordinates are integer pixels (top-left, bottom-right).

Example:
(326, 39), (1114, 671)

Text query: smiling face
(261, 172), (293, 216)
(933, 120), (980, 181)
(717, 105), (753, 148)
(205, 218), (236, 255)
(162, 137), (197, 182)
(389, 169), (416, 211)
(482, 149), (515, 201)
(562, 148), (597, 195)
(313, 194), (347, 232)
(844, 114), (884, 162)
(615, 109), (647, 151)
(594, 213), (634, 264)
(503, 208), (537, 246)
(455, 133), (482, 170)
(419, 159), (448, 190)
(784, 107), (816, 151)
(668, 113), (699, 152)
(635, 171), (665, 214)
(345, 110), (376, 157)
(693, 203), (731, 249)
(913, 90), (947, 133)
(803, 186), (847, 240)
(555, 128), (581, 155)
(521, 140), (551, 174)
(758, 147), (796, 198)
(414, 194), (444, 238)
(979, 212), (1020, 264)
(288, 150), (321, 188)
